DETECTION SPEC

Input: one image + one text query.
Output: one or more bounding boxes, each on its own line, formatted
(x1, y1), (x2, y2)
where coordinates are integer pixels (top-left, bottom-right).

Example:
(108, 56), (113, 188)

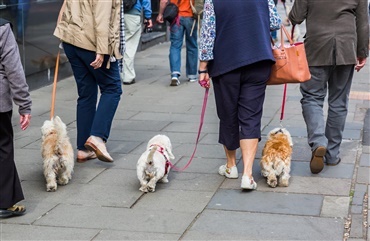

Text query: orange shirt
(171, 0), (193, 17)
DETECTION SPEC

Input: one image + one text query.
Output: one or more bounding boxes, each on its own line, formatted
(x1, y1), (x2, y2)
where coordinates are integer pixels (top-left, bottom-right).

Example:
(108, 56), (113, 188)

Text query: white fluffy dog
(260, 128), (293, 188)
(136, 134), (175, 192)
(41, 116), (74, 192)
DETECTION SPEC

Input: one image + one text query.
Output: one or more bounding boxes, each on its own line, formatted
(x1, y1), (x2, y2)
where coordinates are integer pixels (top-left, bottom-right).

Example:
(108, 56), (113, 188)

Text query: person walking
(198, 0), (280, 189)
(289, 0), (369, 174)
(54, 0), (123, 163)
(0, 19), (32, 218)
(121, 0), (152, 85)
(157, 0), (198, 86)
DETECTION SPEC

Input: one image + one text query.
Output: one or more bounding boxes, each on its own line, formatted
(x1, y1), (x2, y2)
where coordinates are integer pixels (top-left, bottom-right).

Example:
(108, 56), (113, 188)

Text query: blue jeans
(63, 43), (122, 150)
(300, 65), (354, 164)
(169, 17), (198, 79)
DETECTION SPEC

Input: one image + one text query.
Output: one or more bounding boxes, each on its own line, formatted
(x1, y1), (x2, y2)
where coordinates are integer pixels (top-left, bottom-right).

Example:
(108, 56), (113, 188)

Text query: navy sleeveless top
(208, 0), (275, 77)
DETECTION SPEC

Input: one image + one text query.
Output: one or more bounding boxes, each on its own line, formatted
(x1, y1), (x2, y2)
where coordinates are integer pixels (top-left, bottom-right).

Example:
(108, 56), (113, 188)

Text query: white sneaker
(188, 78), (197, 83)
(241, 175), (257, 190)
(218, 164), (238, 178)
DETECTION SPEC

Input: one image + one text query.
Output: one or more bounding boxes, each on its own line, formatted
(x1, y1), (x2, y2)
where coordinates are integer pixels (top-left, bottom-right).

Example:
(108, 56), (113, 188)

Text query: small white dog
(260, 127), (293, 188)
(136, 134), (175, 192)
(41, 116), (74, 192)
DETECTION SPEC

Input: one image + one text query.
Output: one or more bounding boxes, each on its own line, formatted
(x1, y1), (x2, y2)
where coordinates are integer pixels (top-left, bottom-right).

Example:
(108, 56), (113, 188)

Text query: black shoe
(326, 158), (341, 166)
(310, 146), (326, 174)
(0, 205), (26, 218)
(123, 79), (135, 85)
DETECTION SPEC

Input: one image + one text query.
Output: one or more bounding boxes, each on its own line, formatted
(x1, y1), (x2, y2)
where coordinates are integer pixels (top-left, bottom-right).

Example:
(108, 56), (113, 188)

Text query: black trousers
(0, 111), (24, 208)
(212, 61), (272, 150)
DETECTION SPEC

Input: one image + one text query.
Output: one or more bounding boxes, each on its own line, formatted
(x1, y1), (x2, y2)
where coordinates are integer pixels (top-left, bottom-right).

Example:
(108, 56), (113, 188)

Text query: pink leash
(280, 83), (288, 122)
(168, 87), (210, 171)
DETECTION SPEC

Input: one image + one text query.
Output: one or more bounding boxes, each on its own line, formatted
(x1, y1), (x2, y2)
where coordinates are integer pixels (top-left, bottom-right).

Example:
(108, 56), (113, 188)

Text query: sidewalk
(2, 21), (370, 241)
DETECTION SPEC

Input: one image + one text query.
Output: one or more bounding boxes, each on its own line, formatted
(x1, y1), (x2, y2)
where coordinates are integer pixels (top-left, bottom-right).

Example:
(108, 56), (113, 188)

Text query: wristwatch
(198, 69), (208, 74)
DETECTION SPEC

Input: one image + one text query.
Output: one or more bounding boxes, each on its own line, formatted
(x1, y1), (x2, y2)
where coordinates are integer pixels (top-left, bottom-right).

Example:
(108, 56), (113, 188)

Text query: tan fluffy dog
(260, 128), (293, 188)
(41, 116), (74, 192)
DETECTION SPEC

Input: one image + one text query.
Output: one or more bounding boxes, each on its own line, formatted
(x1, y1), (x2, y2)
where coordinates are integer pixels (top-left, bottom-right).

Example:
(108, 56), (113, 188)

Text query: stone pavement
(1, 22), (370, 241)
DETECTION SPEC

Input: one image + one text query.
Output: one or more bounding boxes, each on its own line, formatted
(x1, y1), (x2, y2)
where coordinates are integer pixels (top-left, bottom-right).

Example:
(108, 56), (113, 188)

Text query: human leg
(123, 14), (142, 84)
(169, 19), (185, 85)
(0, 111), (25, 211)
(325, 65), (354, 164)
(63, 43), (98, 151)
(238, 61), (271, 188)
(182, 17), (198, 81)
(300, 66), (331, 173)
(213, 71), (241, 178)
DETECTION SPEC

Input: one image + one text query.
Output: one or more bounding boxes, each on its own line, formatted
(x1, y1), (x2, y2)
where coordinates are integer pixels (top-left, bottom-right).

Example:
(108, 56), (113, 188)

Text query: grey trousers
(300, 65), (354, 164)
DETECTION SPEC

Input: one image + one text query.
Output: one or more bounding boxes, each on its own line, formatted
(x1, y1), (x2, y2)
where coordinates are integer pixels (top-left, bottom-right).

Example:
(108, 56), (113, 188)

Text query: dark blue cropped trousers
(212, 61), (272, 150)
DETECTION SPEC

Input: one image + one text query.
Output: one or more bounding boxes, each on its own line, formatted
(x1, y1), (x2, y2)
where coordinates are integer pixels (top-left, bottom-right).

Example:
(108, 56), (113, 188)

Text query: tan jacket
(54, 0), (122, 65)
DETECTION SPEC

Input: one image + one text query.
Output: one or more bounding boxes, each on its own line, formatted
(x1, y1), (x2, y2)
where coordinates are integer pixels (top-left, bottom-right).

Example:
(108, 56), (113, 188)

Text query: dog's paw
(147, 183), (156, 192)
(160, 177), (169, 183)
(267, 178), (278, 188)
(46, 183), (57, 192)
(139, 186), (148, 192)
(57, 177), (69, 185)
(279, 178), (289, 187)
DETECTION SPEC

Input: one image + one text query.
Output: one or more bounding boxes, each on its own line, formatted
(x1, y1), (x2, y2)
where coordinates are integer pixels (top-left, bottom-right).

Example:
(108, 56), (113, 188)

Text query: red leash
(280, 83), (288, 122)
(168, 86), (209, 171)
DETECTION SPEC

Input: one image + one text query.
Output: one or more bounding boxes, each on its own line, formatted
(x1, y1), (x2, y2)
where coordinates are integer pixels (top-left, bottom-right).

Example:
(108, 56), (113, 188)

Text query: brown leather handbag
(267, 25), (311, 85)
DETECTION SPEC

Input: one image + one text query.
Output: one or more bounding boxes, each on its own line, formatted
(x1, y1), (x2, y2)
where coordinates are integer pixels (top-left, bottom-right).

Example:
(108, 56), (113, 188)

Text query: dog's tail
(147, 146), (157, 165)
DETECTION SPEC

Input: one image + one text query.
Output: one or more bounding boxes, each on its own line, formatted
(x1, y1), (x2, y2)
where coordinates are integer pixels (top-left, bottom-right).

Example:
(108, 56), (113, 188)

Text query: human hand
(156, 14), (164, 24)
(20, 114), (31, 130)
(199, 73), (210, 89)
(146, 19), (153, 28)
(355, 57), (367, 72)
(90, 53), (104, 69)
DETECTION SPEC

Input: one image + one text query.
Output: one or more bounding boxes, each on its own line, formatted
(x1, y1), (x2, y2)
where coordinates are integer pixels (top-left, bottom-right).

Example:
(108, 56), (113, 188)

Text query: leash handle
(280, 83), (287, 121)
(50, 50), (60, 119)
(169, 87), (209, 171)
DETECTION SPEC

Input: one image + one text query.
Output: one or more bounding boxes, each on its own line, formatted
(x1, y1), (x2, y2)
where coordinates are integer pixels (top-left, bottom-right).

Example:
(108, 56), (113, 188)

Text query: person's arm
(198, 0), (215, 88)
(142, 0), (152, 27)
(156, 0), (168, 23)
(288, 0), (308, 25)
(354, 0), (369, 72)
(0, 24), (32, 129)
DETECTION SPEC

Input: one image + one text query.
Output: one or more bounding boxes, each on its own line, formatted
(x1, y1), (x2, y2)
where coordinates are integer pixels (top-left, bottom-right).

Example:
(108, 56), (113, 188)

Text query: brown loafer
(84, 136), (113, 163)
(76, 150), (97, 163)
(310, 146), (326, 174)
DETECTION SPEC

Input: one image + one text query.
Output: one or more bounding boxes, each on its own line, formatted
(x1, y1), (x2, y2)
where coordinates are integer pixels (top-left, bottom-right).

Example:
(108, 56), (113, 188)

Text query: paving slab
(221, 176), (351, 196)
(356, 167), (370, 184)
(133, 189), (214, 213)
(182, 209), (344, 240)
(0, 224), (99, 241)
(33, 204), (197, 234)
(207, 189), (323, 216)
(94, 229), (180, 240)
(321, 196), (351, 218)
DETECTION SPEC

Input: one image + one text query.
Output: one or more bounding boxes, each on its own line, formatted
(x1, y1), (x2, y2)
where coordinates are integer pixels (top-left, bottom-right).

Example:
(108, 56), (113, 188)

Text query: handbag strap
(280, 25), (294, 46)
(50, 50), (60, 119)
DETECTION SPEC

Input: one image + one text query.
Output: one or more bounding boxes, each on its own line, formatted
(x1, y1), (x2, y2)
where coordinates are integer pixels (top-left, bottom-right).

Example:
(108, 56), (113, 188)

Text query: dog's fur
(41, 116), (74, 192)
(260, 128), (293, 188)
(136, 135), (175, 192)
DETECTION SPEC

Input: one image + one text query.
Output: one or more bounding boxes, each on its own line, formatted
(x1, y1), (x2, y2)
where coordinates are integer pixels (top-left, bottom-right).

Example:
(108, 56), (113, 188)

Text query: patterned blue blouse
(199, 0), (281, 61)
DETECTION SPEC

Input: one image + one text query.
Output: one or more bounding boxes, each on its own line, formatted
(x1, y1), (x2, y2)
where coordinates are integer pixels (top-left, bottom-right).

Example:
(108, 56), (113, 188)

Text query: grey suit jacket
(289, 0), (369, 66)
(0, 22), (31, 114)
